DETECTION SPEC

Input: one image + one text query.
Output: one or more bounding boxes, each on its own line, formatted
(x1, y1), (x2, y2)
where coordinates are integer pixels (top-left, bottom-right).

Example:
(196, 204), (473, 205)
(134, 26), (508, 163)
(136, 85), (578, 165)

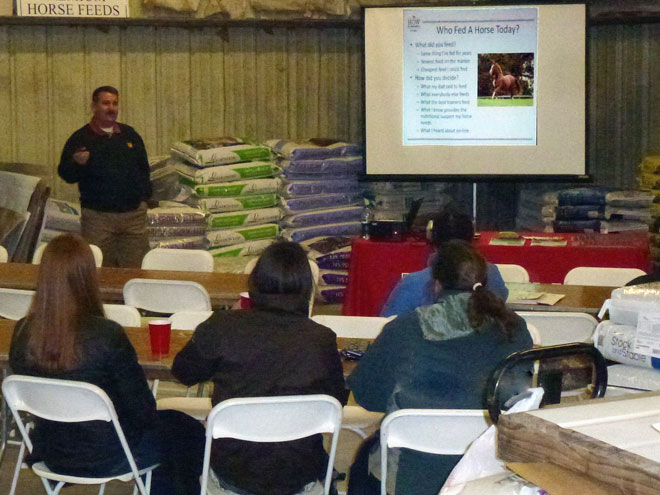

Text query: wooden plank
(288, 29), (320, 139)
(83, 26), (121, 97)
(11, 26), (50, 169)
(121, 26), (158, 156)
(223, 27), (257, 138)
(0, 25), (11, 162)
(49, 25), (86, 201)
(498, 397), (660, 495)
(254, 27), (288, 140)
(156, 27), (191, 152)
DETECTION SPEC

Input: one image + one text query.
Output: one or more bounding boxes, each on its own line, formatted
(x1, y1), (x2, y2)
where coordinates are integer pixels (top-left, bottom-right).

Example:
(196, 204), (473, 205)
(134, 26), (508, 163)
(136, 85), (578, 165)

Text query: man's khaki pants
(81, 203), (149, 268)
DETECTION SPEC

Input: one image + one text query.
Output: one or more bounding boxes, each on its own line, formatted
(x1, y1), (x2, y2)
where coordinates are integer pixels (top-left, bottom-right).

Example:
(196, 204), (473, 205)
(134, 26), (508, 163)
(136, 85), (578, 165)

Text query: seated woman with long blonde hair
(9, 233), (204, 494)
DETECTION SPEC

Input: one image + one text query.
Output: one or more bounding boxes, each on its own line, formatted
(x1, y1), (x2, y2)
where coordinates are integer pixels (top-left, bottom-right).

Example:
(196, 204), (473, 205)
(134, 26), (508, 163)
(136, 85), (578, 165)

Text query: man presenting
(58, 86), (152, 268)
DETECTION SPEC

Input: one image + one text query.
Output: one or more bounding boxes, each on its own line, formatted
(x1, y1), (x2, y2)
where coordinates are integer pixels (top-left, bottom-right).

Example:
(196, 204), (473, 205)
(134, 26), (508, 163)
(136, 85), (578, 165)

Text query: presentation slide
(364, 4), (586, 177)
(403, 8), (537, 146)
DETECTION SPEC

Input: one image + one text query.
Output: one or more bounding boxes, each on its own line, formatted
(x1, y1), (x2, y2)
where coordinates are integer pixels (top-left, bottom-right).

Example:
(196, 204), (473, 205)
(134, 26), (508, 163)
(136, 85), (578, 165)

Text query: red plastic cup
(149, 320), (171, 355)
(239, 292), (254, 309)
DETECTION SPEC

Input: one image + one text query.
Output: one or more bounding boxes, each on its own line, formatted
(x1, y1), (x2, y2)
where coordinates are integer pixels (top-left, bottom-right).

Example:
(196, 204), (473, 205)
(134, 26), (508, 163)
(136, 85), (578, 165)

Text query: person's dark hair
(25, 233), (104, 372)
(92, 85), (119, 102)
(430, 210), (474, 247)
(248, 241), (313, 314)
(432, 240), (518, 340)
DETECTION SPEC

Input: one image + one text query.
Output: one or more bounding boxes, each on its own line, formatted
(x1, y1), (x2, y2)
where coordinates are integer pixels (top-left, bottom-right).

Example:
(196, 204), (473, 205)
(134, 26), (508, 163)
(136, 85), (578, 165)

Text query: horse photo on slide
(477, 53), (534, 107)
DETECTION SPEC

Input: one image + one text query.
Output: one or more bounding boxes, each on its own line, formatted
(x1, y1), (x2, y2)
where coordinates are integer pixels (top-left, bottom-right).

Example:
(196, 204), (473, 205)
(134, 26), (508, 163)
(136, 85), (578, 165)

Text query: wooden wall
(0, 23), (363, 202)
(1, 20), (660, 228)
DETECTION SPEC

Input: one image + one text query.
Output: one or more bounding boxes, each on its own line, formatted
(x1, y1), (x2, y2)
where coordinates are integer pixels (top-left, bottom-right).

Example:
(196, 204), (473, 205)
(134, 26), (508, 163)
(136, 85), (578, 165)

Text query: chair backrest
(311, 315), (394, 339)
(32, 242), (103, 267)
(486, 343), (608, 423)
(495, 264), (530, 283)
(0, 245), (7, 262)
(563, 267), (646, 287)
(142, 248), (214, 273)
(2, 375), (149, 493)
(516, 311), (598, 346)
(201, 395), (342, 495)
(0, 288), (34, 320)
(379, 409), (490, 495)
(169, 310), (213, 330)
(103, 304), (142, 327)
(525, 322), (542, 345)
(123, 278), (212, 314)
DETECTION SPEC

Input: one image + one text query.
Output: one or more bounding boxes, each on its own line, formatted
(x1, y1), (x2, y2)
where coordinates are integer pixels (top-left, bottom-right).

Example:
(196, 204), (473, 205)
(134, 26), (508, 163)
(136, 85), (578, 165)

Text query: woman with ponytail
(347, 240), (532, 495)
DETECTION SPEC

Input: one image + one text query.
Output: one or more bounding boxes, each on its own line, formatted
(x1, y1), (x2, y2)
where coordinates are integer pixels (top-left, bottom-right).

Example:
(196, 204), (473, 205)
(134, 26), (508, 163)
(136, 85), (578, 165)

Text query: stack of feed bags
(637, 154), (660, 270)
(149, 155), (182, 203)
(267, 139), (364, 243)
(171, 137), (281, 257)
(515, 188), (559, 232)
(595, 283), (660, 391)
(303, 235), (353, 304)
(37, 199), (81, 244)
(552, 187), (652, 233)
(146, 204), (207, 249)
(362, 181), (452, 228)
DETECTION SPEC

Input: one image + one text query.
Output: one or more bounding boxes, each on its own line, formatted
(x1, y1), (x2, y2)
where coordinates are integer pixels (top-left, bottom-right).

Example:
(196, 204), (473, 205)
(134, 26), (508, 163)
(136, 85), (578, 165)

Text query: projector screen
(364, 3), (586, 177)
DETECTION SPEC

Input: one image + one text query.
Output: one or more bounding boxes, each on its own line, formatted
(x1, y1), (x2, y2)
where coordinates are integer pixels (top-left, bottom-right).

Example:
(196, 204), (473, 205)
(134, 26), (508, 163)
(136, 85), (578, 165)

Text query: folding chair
(201, 395), (342, 495)
(0, 288), (34, 320)
(2, 375), (159, 495)
(311, 314), (394, 439)
(495, 264), (530, 283)
(563, 267), (646, 287)
(142, 248), (214, 273)
(103, 304), (141, 327)
(486, 343), (608, 423)
(516, 311), (597, 346)
(123, 279), (211, 314)
(380, 409), (491, 495)
(33, 242), (103, 267)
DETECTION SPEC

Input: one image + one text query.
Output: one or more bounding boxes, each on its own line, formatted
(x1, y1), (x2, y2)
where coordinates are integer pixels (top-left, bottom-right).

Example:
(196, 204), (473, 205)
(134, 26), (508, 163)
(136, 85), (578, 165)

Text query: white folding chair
(0, 245), (8, 262)
(311, 315), (394, 340)
(245, 257), (320, 316)
(311, 315), (394, 439)
(123, 279), (212, 314)
(2, 375), (158, 495)
(380, 409), (490, 495)
(168, 310), (213, 330)
(495, 264), (530, 283)
(201, 395), (342, 495)
(33, 242), (103, 267)
(563, 267), (646, 287)
(0, 288), (34, 320)
(103, 304), (141, 327)
(142, 248), (214, 273)
(516, 311), (598, 346)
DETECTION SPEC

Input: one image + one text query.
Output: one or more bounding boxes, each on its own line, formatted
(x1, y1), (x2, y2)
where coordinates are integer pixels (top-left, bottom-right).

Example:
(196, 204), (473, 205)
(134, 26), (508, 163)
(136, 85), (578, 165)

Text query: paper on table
(507, 290), (565, 306)
(489, 237), (526, 246)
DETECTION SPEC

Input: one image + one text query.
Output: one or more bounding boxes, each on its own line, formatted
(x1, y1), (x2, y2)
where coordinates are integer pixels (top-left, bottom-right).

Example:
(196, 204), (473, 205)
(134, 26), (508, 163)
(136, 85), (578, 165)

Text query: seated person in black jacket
(172, 240), (348, 495)
(9, 233), (204, 495)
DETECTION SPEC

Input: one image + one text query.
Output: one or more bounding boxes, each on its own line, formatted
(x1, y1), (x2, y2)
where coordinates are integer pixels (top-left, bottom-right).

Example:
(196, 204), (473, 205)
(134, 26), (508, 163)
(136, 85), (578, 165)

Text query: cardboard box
(508, 462), (623, 495)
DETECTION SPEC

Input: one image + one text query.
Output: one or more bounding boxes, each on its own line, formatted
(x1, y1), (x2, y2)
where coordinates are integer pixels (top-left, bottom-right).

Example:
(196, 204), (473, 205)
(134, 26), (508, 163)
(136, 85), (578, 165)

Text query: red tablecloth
(342, 237), (432, 317)
(475, 232), (651, 284)
(343, 232), (651, 316)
